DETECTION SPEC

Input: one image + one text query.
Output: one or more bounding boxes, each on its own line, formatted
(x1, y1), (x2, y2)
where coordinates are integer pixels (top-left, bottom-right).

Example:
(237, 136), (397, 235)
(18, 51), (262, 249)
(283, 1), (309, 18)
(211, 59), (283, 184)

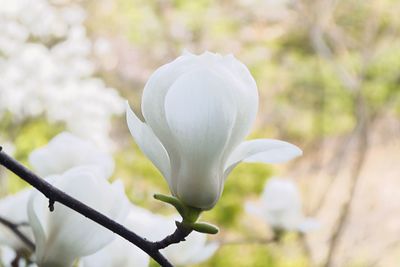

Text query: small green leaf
(191, 222), (219, 234)
(153, 194), (185, 216)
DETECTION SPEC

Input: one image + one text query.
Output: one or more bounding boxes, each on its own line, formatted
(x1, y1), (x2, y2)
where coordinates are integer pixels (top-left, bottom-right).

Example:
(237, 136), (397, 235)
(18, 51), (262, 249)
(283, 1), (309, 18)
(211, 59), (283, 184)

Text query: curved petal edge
(224, 139), (302, 175)
(126, 101), (171, 182)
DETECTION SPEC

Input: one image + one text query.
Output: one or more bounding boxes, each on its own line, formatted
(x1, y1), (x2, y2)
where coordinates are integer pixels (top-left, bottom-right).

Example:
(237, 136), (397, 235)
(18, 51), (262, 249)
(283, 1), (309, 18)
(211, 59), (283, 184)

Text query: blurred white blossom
(82, 205), (218, 267)
(0, 132), (116, 257)
(246, 178), (318, 233)
(129, 206), (219, 266)
(162, 230), (219, 266)
(0, 189), (33, 252)
(28, 167), (129, 267)
(0, 0), (124, 147)
(0, 246), (17, 266)
(80, 206), (150, 267)
(29, 132), (114, 178)
(0, 245), (38, 267)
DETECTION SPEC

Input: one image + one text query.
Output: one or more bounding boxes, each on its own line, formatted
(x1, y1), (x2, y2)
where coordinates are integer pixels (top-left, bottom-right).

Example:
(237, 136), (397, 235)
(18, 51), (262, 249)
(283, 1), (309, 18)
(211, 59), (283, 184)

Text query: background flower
(28, 132), (114, 178)
(28, 168), (129, 267)
(246, 178), (318, 233)
(82, 205), (219, 267)
(0, 189), (33, 252)
(0, 0), (124, 148)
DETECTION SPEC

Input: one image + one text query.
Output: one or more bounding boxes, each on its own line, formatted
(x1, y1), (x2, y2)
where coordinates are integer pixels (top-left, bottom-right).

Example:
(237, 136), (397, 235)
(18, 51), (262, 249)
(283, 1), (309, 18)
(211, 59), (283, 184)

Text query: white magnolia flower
(246, 178), (318, 233)
(0, 188), (33, 251)
(28, 167), (129, 267)
(82, 205), (218, 267)
(126, 51), (302, 210)
(29, 132), (114, 178)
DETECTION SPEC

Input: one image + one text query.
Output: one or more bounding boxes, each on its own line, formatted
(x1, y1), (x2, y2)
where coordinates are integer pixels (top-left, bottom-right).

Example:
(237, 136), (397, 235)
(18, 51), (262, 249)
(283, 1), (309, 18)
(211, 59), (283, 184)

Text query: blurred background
(0, 0), (399, 266)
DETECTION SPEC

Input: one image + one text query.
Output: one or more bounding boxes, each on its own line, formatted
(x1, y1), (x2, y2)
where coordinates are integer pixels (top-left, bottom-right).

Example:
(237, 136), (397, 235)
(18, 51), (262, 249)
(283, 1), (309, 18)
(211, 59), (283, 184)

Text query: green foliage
(200, 245), (276, 267)
(5, 119), (63, 193)
(114, 144), (169, 206)
(364, 44), (400, 114)
(13, 119), (63, 163)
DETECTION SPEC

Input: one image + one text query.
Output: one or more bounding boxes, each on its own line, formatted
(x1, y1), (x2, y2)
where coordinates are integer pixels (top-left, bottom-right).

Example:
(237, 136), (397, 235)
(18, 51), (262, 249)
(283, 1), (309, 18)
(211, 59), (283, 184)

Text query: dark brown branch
(11, 253), (21, 267)
(154, 221), (193, 250)
(0, 147), (178, 267)
(0, 216), (35, 251)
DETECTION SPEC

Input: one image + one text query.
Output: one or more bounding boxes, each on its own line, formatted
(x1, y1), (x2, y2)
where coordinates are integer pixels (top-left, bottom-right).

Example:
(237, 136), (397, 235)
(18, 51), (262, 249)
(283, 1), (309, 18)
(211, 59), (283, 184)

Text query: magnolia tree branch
(154, 222), (193, 250)
(0, 147), (192, 267)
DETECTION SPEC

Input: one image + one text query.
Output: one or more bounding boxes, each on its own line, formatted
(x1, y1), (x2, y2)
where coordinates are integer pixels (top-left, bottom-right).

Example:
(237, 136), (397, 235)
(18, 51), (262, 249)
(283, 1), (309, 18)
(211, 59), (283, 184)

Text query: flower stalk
(154, 193), (219, 235)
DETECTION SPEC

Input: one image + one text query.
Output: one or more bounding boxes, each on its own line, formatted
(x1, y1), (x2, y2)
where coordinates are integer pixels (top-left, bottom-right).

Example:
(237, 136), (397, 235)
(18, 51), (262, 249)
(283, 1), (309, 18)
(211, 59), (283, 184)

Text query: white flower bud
(127, 51), (302, 210)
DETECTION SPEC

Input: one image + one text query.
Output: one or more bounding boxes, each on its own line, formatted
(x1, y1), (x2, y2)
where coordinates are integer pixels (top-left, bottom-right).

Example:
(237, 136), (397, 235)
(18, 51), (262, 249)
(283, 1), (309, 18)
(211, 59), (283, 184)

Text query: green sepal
(153, 193), (202, 223)
(153, 194), (185, 216)
(154, 193), (220, 235)
(191, 222), (219, 234)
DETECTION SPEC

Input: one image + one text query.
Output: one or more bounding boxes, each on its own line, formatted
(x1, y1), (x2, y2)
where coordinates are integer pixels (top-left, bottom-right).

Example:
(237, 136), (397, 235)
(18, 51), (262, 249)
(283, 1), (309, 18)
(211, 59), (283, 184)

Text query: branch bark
(0, 147), (194, 267)
(154, 221), (193, 250)
(323, 92), (369, 267)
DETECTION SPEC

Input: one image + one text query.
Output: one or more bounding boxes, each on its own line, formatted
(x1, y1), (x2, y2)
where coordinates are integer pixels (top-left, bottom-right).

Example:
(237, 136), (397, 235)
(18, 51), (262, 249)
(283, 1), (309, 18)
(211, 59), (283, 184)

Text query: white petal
(81, 205), (156, 267)
(218, 54), (259, 163)
(261, 178), (301, 211)
(244, 200), (265, 219)
(0, 189), (34, 251)
(28, 132), (114, 178)
(261, 178), (303, 230)
(187, 241), (219, 265)
(224, 139), (302, 176)
(126, 102), (171, 182)
(29, 168), (129, 266)
(195, 53), (260, 164)
(297, 218), (320, 233)
(181, 49), (195, 57)
(164, 68), (237, 209)
(81, 236), (149, 267)
(119, 205), (217, 266)
(27, 190), (49, 265)
(248, 178), (314, 232)
(162, 232), (207, 265)
(141, 54), (197, 171)
(124, 205), (175, 242)
(1, 246), (19, 266)
(162, 232), (218, 265)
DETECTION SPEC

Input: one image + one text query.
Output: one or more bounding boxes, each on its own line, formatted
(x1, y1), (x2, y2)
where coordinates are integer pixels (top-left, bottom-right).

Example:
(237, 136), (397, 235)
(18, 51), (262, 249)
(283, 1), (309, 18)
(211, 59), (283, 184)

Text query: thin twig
(154, 221), (193, 250)
(11, 253), (20, 267)
(0, 216), (35, 251)
(324, 105), (369, 267)
(0, 147), (183, 267)
(304, 4), (375, 266)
